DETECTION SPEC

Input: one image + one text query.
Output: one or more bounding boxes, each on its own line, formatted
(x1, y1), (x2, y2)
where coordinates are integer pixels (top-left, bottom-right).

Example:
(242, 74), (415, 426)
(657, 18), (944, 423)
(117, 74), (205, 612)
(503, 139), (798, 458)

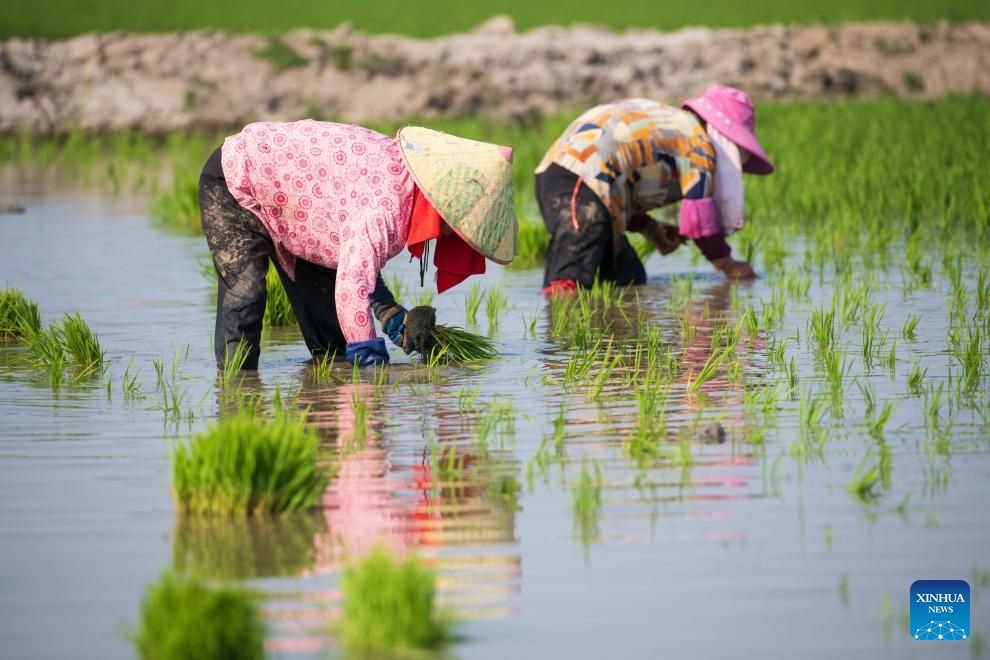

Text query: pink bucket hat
(682, 85), (774, 175)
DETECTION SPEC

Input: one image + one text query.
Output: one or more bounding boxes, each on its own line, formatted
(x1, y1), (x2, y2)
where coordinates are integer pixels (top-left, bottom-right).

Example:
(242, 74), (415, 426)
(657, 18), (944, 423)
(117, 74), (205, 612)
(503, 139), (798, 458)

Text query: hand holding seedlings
(637, 217), (683, 255)
(402, 305), (438, 355)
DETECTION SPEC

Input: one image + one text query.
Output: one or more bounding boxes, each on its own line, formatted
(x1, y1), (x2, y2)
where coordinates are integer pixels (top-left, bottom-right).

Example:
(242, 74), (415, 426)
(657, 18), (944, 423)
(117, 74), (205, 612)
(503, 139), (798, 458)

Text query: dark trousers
(199, 148), (357, 370)
(535, 171), (646, 289)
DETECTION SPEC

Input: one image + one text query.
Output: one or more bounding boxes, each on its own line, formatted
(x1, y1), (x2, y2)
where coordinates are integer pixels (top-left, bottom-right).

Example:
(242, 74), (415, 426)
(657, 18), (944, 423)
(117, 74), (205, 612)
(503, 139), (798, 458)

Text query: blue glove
(345, 338), (390, 367)
(384, 309), (406, 348)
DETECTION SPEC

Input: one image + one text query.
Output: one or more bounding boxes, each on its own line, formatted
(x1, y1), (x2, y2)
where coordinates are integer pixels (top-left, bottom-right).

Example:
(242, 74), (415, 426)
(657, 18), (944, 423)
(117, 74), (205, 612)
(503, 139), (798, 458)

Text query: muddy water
(1, 189), (988, 659)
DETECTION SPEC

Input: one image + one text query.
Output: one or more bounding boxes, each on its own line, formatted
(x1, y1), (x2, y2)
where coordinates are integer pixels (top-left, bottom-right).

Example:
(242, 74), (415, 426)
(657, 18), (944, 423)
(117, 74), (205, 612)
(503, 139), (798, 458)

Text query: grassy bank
(2, 1), (987, 39)
(2, 95), (988, 271)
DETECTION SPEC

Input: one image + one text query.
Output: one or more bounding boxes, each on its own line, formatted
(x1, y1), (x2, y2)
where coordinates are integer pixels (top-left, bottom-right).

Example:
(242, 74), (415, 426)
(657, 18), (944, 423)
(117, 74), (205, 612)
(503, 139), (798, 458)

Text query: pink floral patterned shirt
(221, 120), (415, 343)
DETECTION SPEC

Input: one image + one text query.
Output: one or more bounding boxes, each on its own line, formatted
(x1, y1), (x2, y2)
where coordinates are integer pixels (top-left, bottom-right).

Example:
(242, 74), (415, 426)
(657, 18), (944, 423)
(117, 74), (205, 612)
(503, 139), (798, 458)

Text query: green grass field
(1, 0), (987, 39)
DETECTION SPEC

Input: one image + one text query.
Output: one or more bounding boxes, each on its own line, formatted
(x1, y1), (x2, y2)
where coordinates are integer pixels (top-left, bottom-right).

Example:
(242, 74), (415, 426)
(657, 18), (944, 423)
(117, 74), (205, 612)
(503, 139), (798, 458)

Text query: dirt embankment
(1, 16), (988, 134)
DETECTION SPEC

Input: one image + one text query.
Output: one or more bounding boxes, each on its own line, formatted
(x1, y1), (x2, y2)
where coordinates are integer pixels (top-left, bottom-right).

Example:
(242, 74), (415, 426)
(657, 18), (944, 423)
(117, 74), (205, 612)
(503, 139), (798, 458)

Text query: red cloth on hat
(406, 187), (486, 293)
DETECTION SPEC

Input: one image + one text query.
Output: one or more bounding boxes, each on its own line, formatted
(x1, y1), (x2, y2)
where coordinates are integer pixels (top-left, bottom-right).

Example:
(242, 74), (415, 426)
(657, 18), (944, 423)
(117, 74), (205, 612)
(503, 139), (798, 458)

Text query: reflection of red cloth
(541, 279), (577, 298)
(407, 187), (486, 293)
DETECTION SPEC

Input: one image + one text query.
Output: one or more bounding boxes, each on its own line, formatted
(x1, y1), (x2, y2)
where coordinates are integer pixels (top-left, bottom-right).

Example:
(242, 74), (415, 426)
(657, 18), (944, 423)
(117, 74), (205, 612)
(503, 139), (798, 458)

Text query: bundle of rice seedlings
(172, 412), (330, 516)
(56, 312), (104, 373)
(0, 288), (42, 341)
(130, 570), (264, 660)
(429, 325), (496, 363)
(338, 546), (454, 655)
(28, 311), (104, 384)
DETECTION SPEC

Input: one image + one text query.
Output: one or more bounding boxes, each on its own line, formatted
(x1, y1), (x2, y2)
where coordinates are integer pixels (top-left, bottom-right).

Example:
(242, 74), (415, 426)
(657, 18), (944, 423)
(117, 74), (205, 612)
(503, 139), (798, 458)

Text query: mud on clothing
(200, 147), (397, 370)
(535, 98), (726, 246)
(536, 164), (731, 289)
(536, 164), (647, 289)
(220, 120), (415, 344)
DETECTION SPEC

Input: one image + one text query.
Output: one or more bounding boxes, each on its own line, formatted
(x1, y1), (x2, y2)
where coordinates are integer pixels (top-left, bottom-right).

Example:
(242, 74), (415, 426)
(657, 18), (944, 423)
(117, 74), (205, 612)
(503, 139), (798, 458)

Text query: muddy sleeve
(334, 215), (391, 344)
(369, 275), (399, 323)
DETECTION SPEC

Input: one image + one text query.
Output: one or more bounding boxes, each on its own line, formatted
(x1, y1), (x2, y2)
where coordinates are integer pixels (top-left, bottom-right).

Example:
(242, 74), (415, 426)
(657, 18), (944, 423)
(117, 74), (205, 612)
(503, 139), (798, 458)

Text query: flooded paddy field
(2, 182), (989, 659)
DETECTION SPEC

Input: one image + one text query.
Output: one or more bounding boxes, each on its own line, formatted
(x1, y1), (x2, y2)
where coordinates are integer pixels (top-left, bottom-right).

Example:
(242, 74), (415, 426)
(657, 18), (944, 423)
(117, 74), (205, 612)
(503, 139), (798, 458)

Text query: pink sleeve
(335, 212), (390, 344)
(678, 197), (722, 240)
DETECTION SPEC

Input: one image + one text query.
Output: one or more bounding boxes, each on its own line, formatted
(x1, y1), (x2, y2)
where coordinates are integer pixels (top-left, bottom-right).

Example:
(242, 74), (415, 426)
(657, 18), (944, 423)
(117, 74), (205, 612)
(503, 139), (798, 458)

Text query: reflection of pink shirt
(221, 120), (415, 343)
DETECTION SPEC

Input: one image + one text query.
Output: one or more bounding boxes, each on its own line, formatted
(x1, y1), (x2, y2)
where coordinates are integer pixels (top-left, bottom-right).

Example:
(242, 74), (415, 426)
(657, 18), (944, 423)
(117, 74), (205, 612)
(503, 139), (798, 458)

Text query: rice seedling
(337, 546), (454, 655)
(172, 412), (330, 515)
(463, 281), (484, 324)
(809, 306), (836, 354)
(925, 382), (944, 425)
(590, 339), (621, 400)
(823, 348), (851, 399)
(901, 314), (921, 340)
(28, 327), (68, 387)
(572, 457), (603, 547)
(787, 356), (799, 390)
(906, 362), (928, 395)
(799, 387), (826, 431)
(561, 340), (602, 389)
(846, 450), (885, 503)
(687, 349), (726, 393)
(741, 306), (759, 336)
(121, 357), (144, 400)
(485, 285), (508, 329)
(885, 337), (897, 372)
(350, 388), (369, 444)
(56, 312), (104, 375)
(0, 288), (42, 341)
(263, 266), (295, 326)
(385, 272), (406, 305)
(219, 338), (251, 387)
(959, 326), (985, 393)
(668, 273), (694, 311)
(310, 350), (337, 384)
(416, 288), (435, 307)
(865, 401), (896, 439)
(129, 570), (264, 660)
(976, 270), (990, 313)
(28, 312), (104, 384)
(857, 380), (877, 418)
(429, 325), (497, 363)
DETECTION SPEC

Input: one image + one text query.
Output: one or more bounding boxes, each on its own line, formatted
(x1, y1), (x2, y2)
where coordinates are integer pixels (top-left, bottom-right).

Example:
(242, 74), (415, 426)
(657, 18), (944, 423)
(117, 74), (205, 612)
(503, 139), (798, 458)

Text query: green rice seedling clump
(57, 312), (104, 371)
(338, 546), (454, 655)
(172, 412), (330, 515)
(28, 311), (104, 383)
(0, 288), (42, 341)
(430, 325), (497, 363)
(130, 570), (264, 660)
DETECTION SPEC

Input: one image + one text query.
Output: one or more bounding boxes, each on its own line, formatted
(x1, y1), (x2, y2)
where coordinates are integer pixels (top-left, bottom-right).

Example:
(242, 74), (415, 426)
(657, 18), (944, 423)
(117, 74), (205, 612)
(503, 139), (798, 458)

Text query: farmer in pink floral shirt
(199, 120), (517, 370)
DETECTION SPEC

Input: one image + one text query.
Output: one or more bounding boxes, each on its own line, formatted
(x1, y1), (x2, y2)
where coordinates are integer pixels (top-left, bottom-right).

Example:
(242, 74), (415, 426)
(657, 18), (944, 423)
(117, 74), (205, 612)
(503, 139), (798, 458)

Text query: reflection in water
(258, 372), (522, 653)
(172, 513), (325, 580)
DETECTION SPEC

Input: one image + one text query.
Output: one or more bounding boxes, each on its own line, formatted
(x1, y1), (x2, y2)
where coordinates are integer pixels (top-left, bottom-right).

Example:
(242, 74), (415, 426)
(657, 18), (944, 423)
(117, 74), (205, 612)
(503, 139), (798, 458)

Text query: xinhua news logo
(910, 580), (970, 641)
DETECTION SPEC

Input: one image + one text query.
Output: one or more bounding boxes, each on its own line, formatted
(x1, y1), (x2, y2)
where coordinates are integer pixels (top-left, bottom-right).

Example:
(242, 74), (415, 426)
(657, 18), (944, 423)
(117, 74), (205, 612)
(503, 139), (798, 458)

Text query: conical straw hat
(397, 126), (518, 264)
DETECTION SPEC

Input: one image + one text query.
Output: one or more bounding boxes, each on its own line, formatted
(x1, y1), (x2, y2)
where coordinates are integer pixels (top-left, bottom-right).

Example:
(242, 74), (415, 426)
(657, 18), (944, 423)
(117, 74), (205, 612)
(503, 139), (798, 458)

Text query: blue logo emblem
(911, 580), (970, 641)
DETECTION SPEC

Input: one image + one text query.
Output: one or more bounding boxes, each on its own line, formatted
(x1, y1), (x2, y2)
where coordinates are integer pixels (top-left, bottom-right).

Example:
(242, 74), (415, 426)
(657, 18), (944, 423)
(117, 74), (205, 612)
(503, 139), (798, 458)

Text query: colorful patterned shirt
(221, 120), (415, 344)
(536, 99), (718, 239)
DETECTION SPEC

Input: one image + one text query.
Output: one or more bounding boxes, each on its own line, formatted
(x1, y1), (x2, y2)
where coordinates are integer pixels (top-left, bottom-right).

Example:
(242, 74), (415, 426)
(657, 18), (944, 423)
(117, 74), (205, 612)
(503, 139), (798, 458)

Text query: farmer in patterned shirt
(199, 121), (517, 370)
(535, 85), (774, 295)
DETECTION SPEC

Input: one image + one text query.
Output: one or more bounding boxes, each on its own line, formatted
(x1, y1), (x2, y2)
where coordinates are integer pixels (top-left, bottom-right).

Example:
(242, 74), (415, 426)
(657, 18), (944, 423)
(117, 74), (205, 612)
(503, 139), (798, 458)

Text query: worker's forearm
(369, 274), (399, 322)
